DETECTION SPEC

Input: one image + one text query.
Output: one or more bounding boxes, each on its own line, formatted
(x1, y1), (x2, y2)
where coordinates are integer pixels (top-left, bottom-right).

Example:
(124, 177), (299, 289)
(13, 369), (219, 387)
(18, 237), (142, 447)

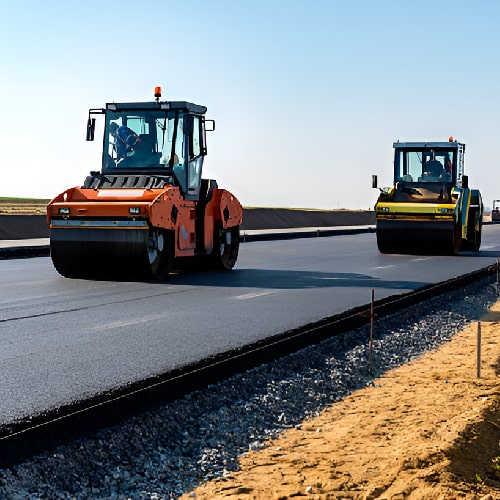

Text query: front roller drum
(376, 219), (460, 255)
(50, 227), (174, 279)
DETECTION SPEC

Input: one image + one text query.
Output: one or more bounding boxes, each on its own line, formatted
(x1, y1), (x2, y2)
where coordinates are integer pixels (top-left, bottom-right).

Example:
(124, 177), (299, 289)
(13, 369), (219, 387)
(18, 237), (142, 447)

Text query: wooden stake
(477, 321), (481, 379)
(369, 289), (374, 376)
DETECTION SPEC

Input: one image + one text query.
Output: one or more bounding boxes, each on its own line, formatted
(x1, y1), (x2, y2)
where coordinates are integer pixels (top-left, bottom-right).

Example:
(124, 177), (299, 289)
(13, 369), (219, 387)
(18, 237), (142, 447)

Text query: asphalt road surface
(1, 227), (500, 429)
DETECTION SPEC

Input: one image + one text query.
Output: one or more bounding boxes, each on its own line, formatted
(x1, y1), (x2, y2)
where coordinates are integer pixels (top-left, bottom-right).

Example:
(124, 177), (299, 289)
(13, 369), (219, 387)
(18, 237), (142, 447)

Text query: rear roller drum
(210, 224), (240, 270)
(461, 209), (482, 252)
(469, 226), (482, 251)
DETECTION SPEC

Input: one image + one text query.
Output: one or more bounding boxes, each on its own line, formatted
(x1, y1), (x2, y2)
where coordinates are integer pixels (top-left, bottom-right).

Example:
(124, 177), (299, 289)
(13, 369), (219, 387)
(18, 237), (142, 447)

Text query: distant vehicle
(372, 137), (482, 255)
(492, 200), (500, 222)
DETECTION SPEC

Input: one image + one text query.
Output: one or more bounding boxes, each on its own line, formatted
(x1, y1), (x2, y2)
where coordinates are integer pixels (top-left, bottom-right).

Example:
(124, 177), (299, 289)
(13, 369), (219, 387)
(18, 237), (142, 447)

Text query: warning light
(154, 86), (162, 101)
(448, 136), (454, 142)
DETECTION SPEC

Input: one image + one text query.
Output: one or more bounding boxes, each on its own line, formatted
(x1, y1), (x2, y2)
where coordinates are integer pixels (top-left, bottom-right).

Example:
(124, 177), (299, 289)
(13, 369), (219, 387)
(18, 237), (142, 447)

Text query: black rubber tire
(146, 228), (175, 279)
(209, 224), (240, 270)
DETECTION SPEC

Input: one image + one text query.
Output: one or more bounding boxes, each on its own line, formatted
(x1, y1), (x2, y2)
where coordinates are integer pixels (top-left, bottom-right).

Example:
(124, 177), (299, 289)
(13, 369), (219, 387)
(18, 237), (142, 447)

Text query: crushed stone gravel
(0, 278), (497, 499)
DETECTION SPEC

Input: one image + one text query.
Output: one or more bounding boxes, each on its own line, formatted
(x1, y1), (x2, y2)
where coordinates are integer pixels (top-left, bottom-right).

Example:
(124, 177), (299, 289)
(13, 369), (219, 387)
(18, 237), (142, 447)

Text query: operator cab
(86, 88), (212, 200)
(393, 139), (465, 186)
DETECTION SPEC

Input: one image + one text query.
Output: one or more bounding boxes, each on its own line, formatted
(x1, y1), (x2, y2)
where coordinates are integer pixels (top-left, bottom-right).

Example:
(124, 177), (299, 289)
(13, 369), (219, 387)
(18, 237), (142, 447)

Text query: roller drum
(376, 219), (459, 255)
(50, 227), (157, 279)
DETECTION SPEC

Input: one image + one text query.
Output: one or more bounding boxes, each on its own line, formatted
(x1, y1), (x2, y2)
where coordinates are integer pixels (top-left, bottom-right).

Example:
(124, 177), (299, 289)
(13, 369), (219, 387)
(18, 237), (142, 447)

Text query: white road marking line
(233, 291), (276, 300)
(84, 313), (166, 331)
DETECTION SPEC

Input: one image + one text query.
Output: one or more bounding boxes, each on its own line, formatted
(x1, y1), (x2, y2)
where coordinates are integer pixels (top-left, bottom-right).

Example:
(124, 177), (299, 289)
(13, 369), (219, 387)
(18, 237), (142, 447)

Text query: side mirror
(372, 175), (378, 189)
(205, 119), (215, 132)
(462, 174), (469, 189)
(86, 117), (96, 141)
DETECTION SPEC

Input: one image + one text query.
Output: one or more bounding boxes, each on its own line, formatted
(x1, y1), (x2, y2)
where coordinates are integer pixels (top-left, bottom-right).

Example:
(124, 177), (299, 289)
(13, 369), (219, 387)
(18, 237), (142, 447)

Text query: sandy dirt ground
(180, 302), (500, 500)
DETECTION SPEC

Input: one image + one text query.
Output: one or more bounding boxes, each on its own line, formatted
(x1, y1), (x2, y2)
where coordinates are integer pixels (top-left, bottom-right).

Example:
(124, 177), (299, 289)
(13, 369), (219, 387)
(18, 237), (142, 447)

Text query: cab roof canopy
(106, 101), (207, 115)
(393, 141), (464, 149)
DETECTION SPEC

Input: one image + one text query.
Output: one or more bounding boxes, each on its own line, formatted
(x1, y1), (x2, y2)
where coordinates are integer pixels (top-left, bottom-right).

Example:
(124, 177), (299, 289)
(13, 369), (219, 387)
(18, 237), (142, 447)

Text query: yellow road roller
(373, 138), (482, 255)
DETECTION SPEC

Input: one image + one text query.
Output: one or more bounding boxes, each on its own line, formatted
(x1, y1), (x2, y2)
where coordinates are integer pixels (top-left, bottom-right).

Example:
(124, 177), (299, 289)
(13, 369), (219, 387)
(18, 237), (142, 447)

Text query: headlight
(129, 207), (140, 215)
(59, 207), (70, 215)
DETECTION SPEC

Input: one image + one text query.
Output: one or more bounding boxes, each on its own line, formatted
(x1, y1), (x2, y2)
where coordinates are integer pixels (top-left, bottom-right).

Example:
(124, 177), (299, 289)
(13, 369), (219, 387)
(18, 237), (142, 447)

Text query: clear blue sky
(1, 0), (499, 209)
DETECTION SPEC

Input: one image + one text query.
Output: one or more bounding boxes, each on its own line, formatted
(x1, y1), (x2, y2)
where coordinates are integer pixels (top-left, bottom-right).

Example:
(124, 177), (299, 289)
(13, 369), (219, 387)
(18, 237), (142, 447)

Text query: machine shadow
(163, 268), (430, 291)
(468, 250), (500, 258)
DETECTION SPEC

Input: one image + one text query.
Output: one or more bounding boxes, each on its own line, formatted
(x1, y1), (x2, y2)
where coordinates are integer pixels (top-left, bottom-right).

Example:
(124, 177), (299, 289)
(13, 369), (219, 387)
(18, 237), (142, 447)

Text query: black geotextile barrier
(0, 210), (375, 240)
(0, 215), (50, 240)
(241, 208), (375, 230)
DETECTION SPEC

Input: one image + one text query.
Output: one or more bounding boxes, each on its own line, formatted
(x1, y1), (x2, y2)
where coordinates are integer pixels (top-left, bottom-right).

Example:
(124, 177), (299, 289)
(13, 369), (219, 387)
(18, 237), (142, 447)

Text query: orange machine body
(47, 184), (242, 258)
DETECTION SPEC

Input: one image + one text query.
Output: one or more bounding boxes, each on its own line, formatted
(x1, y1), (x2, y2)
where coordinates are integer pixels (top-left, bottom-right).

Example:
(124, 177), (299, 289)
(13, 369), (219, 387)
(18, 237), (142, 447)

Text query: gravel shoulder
(182, 302), (500, 499)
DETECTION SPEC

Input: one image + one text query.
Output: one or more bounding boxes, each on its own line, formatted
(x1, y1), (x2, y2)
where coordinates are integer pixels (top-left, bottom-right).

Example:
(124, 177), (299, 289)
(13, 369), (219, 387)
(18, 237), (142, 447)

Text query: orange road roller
(47, 87), (242, 279)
